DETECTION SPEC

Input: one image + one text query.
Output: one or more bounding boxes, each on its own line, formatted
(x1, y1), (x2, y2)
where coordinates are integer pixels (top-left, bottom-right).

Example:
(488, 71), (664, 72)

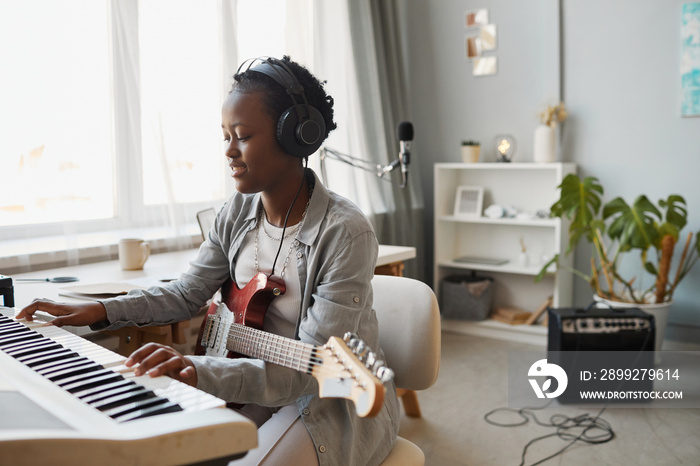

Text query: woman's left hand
(125, 343), (198, 387)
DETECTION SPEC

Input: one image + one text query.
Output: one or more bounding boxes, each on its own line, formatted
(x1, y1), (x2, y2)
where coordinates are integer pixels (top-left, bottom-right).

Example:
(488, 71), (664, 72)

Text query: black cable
(483, 402), (614, 466)
(270, 160), (308, 276)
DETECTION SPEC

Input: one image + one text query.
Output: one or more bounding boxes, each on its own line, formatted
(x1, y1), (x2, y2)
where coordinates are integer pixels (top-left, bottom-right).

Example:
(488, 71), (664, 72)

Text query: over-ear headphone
(237, 57), (326, 158)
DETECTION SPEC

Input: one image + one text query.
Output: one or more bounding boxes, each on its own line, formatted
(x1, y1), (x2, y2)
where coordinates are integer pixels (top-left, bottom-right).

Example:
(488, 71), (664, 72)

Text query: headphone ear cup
(276, 105), (326, 158)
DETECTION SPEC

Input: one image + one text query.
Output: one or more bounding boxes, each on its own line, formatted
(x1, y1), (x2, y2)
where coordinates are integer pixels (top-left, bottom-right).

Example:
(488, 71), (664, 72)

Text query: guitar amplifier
(548, 307), (655, 352)
(547, 307), (655, 403)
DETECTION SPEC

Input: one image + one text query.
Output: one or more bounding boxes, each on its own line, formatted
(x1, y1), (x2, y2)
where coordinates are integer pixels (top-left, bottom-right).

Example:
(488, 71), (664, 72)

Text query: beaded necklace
(254, 186), (313, 279)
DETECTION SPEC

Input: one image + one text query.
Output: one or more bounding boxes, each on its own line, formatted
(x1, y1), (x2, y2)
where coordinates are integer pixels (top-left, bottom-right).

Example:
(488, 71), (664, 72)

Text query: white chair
(372, 275), (441, 466)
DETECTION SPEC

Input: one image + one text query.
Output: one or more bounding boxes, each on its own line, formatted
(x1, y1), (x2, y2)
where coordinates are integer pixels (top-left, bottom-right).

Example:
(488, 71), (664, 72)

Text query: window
(0, 0), (227, 241)
(0, 0), (113, 228)
(1, 1), (379, 247)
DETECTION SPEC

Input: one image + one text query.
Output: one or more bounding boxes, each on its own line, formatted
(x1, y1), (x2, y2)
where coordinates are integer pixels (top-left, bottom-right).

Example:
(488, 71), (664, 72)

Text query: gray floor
(399, 331), (700, 466)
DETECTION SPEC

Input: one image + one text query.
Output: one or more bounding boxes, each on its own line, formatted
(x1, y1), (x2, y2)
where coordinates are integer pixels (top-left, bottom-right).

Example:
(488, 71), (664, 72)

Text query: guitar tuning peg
(365, 351), (377, 368)
(376, 366), (394, 384)
(371, 359), (386, 374)
(343, 332), (356, 342)
(354, 341), (368, 360)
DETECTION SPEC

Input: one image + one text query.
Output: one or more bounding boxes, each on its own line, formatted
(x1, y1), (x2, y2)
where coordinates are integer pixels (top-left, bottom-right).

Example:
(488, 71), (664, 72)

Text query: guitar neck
(226, 324), (316, 373)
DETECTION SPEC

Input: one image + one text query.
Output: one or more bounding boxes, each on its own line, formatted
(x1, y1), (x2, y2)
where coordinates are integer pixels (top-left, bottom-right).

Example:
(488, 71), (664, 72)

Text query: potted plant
(461, 140), (480, 163)
(537, 174), (699, 351)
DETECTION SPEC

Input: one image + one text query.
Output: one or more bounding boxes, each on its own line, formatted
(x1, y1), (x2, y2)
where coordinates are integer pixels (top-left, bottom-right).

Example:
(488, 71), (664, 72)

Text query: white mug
(118, 238), (151, 270)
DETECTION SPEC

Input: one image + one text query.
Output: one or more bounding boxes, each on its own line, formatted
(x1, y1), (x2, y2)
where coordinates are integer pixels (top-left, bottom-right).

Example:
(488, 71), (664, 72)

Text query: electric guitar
(194, 273), (393, 418)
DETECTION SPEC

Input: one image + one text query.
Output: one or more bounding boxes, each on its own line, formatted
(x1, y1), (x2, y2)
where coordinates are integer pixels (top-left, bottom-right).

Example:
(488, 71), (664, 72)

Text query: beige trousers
(231, 404), (319, 466)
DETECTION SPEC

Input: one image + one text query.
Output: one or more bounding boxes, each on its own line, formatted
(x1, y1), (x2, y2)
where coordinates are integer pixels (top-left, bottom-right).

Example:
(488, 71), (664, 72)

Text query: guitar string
(206, 316), (380, 379)
(221, 324), (378, 378)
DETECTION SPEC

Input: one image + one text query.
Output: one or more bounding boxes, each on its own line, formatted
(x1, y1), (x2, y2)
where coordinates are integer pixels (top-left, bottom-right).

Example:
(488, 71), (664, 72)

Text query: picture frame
(453, 186), (484, 218)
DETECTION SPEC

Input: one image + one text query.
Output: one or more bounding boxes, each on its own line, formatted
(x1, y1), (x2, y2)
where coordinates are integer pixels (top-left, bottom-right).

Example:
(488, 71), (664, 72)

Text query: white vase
(533, 124), (555, 163)
(461, 145), (481, 163)
(594, 296), (672, 364)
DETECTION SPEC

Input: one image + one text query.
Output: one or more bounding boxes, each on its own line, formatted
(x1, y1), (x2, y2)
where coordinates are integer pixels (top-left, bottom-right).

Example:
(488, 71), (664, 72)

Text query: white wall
(405, 0), (700, 341)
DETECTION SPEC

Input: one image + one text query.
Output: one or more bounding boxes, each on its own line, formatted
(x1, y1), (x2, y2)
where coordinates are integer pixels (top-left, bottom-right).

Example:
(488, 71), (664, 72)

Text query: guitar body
(194, 273), (286, 357)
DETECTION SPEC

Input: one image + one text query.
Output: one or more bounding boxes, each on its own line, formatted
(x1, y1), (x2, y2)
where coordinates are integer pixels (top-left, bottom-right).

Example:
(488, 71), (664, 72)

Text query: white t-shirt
(234, 213), (302, 339)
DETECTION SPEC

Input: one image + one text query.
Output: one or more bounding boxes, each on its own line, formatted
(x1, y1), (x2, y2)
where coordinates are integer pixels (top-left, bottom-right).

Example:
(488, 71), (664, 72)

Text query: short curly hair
(231, 56), (337, 142)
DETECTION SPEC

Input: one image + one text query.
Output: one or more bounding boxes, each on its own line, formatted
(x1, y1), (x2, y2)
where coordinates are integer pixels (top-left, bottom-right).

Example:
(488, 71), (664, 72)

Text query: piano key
(36, 357), (95, 376)
(74, 379), (137, 400)
(47, 363), (103, 382)
(80, 382), (147, 406)
(56, 368), (118, 388)
(25, 351), (79, 368)
(116, 401), (183, 422)
(0, 332), (43, 347)
(34, 356), (92, 374)
(104, 397), (171, 420)
(0, 335), (50, 352)
(92, 388), (156, 411)
(63, 372), (125, 394)
(5, 341), (62, 357)
(16, 347), (73, 364)
(0, 326), (31, 337)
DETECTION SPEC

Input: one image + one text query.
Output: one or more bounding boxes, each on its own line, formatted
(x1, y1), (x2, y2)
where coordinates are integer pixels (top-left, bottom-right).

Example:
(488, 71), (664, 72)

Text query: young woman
(18, 56), (400, 465)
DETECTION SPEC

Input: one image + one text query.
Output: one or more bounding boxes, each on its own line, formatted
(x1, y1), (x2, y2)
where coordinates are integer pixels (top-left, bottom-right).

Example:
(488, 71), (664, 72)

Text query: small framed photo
(454, 186), (484, 218)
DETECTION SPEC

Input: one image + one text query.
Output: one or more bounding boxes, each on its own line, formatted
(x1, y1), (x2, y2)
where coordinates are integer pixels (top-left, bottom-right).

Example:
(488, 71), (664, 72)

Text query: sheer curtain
(0, 0), (234, 275)
(2, 0), (424, 281)
(307, 1), (425, 279)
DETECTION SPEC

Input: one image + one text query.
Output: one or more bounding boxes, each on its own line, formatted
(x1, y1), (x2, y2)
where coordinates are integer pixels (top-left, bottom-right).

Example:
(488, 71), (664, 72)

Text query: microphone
(397, 121), (413, 188)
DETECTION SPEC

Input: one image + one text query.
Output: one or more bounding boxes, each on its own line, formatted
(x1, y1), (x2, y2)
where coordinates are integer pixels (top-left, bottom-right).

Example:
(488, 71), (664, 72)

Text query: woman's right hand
(16, 299), (108, 327)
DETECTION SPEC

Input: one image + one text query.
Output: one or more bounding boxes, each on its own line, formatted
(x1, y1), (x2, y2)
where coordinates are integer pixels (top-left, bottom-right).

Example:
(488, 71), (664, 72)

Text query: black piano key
(118, 401), (183, 422)
(25, 351), (79, 368)
(74, 379), (136, 400)
(14, 345), (68, 362)
(47, 363), (103, 382)
(5, 341), (62, 357)
(34, 356), (91, 375)
(56, 368), (117, 388)
(104, 397), (171, 419)
(0, 326), (31, 337)
(63, 372), (124, 394)
(0, 332), (43, 348)
(0, 334), (47, 352)
(92, 388), (155, 411)
(80, 382), (145, 405)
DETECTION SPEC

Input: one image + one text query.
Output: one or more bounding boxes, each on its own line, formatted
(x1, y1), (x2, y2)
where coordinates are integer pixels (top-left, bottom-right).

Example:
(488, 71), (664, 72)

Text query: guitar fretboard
(203, 316), (316, 373)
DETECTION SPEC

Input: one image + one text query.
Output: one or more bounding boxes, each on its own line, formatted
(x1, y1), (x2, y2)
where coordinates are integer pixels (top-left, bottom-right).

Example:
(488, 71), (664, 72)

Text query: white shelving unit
(434, 163), (577, 344)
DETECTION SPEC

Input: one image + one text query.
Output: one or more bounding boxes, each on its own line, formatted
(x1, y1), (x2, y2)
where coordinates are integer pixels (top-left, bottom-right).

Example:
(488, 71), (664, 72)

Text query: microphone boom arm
(319, 147), (400, 186)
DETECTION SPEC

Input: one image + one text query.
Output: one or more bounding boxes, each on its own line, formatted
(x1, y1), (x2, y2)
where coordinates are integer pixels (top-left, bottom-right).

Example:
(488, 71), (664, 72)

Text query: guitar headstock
(311, 334), (394, 418)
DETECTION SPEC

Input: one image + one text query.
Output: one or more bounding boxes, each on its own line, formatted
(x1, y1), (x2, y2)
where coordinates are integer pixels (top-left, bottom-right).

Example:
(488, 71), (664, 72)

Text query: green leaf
(603, 194), (661, 251)
(644, 261), (657, 275)
(551, 175), (603, 254)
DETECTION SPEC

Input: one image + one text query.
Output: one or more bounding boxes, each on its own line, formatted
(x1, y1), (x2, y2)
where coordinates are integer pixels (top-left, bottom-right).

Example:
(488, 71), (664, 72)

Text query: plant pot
(533, 124), (555, 163)
(594, 295), (671, 364)
(461, 145), (481, 163)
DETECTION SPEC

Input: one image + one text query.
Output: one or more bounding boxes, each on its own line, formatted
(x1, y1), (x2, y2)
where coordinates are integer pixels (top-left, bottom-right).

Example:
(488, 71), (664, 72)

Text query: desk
(10, 245), (416, 354)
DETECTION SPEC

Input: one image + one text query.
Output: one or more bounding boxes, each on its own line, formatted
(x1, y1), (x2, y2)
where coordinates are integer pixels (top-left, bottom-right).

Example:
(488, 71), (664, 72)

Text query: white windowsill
(0, 224), (204, 274)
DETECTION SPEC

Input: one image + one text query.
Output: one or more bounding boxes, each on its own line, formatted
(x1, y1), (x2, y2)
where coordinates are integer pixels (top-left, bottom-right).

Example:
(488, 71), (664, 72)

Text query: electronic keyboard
(0, 307), (256, 466)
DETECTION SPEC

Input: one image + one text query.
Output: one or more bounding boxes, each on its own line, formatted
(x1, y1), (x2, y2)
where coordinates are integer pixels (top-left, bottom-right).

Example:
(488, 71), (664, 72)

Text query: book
(492, 307), (532, 325)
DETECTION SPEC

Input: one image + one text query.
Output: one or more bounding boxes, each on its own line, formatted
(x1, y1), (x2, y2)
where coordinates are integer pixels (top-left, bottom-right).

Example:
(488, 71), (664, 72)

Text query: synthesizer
(0, 307), (256, 466)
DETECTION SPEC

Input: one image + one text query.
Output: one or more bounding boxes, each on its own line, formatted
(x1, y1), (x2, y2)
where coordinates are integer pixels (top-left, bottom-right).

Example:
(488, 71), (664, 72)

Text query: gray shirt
(99, 170), (400, 466)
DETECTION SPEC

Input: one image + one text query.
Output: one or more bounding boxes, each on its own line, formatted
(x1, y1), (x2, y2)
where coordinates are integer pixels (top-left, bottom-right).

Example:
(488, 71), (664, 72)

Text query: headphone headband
(236, 57), (325, 158)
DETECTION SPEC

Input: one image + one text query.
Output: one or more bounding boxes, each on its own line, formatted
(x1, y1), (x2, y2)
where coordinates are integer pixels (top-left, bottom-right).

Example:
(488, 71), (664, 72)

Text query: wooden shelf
(438, 215), (559, 228)
(441, 318), (547, 347)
